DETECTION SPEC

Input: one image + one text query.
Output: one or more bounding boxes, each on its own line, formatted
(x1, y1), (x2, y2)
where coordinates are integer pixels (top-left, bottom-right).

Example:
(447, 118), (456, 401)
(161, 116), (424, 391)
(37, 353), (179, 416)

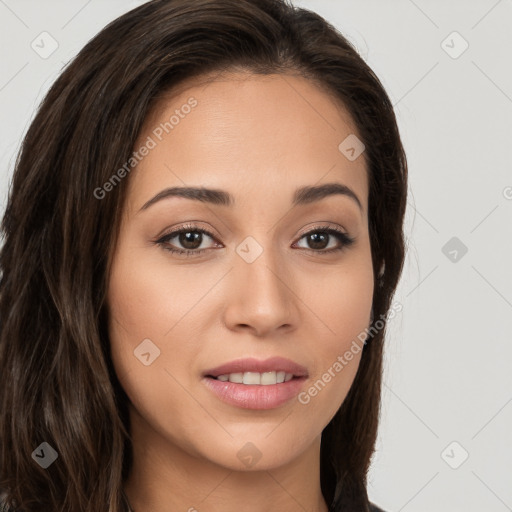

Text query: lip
(201, 356), (309, 410)
(202, 356), (309, 379)
(203, 376), (307, 410)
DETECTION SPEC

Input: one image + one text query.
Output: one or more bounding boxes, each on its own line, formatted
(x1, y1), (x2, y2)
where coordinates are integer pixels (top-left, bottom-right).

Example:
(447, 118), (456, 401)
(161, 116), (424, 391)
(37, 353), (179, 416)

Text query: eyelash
(155, 223), (355, 257)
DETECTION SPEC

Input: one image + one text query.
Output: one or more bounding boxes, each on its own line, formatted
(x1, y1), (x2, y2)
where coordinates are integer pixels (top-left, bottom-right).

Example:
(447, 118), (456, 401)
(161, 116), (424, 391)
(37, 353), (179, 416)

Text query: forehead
(127, 71), (368, 216)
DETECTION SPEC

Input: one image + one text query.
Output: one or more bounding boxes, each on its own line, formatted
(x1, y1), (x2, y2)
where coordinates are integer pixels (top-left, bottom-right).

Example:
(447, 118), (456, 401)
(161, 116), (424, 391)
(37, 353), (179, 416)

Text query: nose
(222, 245), (299, 337)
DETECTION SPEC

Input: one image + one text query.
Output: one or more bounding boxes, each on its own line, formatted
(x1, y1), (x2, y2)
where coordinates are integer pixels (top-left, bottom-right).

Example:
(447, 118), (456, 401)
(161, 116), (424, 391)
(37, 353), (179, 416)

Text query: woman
(0, 0), (407, 510)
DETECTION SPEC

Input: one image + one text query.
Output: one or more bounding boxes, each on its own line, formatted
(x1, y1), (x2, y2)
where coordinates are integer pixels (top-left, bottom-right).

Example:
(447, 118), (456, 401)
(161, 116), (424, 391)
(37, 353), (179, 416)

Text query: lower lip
(202, 376), (307, 410)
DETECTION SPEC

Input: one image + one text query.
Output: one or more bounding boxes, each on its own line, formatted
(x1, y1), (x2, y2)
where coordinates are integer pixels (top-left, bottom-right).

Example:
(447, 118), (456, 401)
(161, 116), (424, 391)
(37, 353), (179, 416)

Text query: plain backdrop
(1, 1), (511, 511)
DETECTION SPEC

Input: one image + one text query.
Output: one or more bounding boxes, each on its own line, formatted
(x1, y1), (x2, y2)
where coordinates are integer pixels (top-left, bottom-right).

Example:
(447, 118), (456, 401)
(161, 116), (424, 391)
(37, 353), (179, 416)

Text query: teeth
(214, 371), (295, 385)
(243, 372), (261, 385)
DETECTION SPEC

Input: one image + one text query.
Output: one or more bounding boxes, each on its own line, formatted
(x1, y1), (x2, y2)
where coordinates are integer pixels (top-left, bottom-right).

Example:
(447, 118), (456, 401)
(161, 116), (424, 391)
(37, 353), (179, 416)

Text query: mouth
(201, 356), (309, 409)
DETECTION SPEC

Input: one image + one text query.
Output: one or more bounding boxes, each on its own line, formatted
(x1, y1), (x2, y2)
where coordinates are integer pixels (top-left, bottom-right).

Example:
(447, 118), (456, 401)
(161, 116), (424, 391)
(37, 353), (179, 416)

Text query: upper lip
(203, 357), (309, 378)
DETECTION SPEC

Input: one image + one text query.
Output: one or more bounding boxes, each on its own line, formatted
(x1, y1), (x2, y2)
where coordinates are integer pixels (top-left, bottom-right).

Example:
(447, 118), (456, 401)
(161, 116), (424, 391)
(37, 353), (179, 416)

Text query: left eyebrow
(138, 182), (363, 213)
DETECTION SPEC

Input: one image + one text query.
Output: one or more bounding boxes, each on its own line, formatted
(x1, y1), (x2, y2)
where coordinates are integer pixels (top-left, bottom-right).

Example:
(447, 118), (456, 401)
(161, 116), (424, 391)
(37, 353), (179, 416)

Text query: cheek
(297, 322), (366, 431)
(306, 255), (374, 352)
(296, 257), (373, 420)
(106, 241), (209, 402)
(107, 242), (202, 341)
(106, 244), (172, 391)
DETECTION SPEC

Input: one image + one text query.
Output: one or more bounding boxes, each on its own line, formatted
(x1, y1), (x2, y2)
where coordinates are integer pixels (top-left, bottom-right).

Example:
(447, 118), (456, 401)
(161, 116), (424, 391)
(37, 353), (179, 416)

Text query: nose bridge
(224, 233), (297, 333)
(237, 234), (289, 302)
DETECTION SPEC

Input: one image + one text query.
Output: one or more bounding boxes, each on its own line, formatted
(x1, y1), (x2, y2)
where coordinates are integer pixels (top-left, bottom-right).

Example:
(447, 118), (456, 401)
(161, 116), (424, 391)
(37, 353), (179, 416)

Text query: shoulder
(369, 503), (386, 512)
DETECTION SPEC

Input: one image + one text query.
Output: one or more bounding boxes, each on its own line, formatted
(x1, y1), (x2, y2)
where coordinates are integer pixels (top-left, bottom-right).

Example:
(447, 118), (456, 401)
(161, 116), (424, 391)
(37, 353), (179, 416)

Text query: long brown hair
(0, 0), (407, 510)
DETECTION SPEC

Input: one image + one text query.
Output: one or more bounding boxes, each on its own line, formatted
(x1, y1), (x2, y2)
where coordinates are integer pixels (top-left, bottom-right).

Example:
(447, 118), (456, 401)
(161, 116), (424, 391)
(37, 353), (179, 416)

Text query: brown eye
(295, 226), (355, 254)
(156, 224), (219, 256)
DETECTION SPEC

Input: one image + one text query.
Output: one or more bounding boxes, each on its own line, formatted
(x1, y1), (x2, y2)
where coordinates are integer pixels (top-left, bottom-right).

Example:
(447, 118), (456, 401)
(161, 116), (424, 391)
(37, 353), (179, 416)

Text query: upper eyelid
(160, 225), (218, 242)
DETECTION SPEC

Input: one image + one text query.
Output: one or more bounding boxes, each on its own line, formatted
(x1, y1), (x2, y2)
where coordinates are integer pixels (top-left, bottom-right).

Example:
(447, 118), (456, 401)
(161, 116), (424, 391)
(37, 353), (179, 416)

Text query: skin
(107, 71), (374, 512)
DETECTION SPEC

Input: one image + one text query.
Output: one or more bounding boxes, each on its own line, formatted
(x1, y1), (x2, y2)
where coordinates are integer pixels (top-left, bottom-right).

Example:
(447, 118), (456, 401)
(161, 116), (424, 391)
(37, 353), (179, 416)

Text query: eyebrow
(139, 182), (363, 213)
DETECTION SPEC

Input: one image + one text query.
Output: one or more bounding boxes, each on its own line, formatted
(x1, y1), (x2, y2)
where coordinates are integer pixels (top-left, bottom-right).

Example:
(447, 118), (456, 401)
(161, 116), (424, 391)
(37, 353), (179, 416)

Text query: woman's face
(107, 71), (374, 471)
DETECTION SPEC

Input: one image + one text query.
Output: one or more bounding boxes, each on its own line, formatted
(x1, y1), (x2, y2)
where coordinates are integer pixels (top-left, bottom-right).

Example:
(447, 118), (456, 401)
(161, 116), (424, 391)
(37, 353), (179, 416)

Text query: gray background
(1, 1), (511, 511)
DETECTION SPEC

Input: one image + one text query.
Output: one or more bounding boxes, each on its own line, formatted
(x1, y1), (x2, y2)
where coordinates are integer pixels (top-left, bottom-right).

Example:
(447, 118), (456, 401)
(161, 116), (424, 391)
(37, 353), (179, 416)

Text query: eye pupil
(308, 232), (328, 250)
(180, 231), (202, 249)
